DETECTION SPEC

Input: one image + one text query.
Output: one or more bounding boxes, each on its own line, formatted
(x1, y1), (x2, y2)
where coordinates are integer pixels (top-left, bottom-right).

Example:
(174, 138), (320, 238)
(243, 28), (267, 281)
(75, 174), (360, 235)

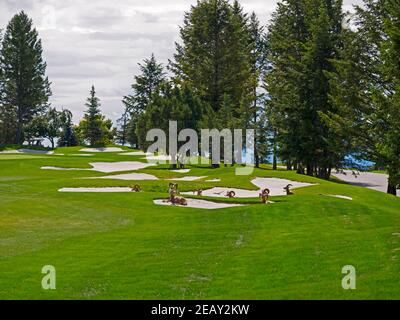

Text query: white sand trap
(182, 187), (259, 198)
(171, 169), (191, 173)
(328, 194), (353, 200)
(143, 155), (172, 161)
(92, 173), (159, 181)
(206, 179), (221, 182)
(59, 187), (133, 193)
(167, 176), (207, 181)
(42, 161), (155, 173)
(80, 147), (124, 153)
(42, 166), (90, 171)
(153, 199), (244, 210)
(70, 154), (94, 157)
(332, 170), (399, 197)
(119, 151), (154, 156)
(0, 149), (54, 155)
(251, 177), (315, 196)
(90, 161), (155, 173)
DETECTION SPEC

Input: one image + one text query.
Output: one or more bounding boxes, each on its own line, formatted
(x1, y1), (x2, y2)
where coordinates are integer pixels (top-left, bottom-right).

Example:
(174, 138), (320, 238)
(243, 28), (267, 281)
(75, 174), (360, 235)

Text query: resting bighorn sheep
(193, 189), (203, 196)
(284, 184), (294, 195)
(168, 183), (179, 200)
(131, 184), (141, 192)
(259, 188), (270, 204)
(226, 191), (236, 198)
(166, 183), (187, 206)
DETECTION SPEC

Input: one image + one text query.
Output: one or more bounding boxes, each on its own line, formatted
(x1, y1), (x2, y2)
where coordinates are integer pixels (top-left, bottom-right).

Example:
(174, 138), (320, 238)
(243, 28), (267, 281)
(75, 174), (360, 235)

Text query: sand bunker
(328, 194), (353, 201)
(251, 177), (315, 196)
(119, 151), (153, 156)
(42, 161), (155, 173)
(80, 147), (124, 153)
(153, 199), (244, 210)
(171, 169), (191, 173)
(89, 162), (155, 173)
(91, 173), (159, 181)
(167, 176), (207, 181)
(59, 187), (133, 193)
(0, 149), (54, 155)
(143, 155), (172, 161)
(332, 170), (399, 197)
(205, 179), (221, 182)
(70, 154), (94, 157)
(42, 166), (89, 171)
(182, 187), (259, 198)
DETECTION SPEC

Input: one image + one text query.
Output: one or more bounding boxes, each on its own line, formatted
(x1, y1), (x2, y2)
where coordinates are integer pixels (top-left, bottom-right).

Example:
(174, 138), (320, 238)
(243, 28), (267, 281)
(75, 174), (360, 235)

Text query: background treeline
(0, 1), (399, 194)
(119, 0), (399, 194)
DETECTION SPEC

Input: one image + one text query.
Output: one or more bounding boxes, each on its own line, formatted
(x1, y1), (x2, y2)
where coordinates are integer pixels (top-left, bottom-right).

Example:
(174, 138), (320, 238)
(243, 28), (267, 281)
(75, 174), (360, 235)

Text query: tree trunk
(272, 138), (277, 170)
(16, 118), (23, 144)
(255, 151), (260, 168)
(297, 165), (304, 174)
(307, 164), (313, 176)
(387, 183), (397, 196)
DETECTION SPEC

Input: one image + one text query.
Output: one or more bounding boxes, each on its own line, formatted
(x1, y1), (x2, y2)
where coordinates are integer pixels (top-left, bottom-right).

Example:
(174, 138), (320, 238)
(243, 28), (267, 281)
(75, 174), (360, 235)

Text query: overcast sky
(0, 0), (363, 124)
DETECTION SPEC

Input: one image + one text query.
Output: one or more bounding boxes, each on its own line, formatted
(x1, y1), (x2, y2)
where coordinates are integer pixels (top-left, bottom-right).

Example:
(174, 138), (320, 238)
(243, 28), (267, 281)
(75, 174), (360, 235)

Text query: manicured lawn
(0, 146), (399, 299)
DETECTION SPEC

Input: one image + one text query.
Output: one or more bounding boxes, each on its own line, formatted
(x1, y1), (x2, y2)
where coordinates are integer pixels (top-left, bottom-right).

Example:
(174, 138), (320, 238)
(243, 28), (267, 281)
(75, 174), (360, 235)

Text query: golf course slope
(0, 146), (399, 299)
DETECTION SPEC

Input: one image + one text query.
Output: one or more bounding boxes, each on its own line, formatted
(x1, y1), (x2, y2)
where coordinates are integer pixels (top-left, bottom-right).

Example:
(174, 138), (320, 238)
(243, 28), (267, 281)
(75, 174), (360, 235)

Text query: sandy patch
(205, 179), (221, 182)
(171, 169), (191, 173)
(59, 187), (133, 193)
(90, 173), (159, 181)
(42, 161), (155, 173)
(182, 187), (259, 198)
(80, 147), (124, 153)
(167, 176), (207, 181)
(328, 195), (353, 200)
(251, 177), (315, 196)
(332, 170), (399, 197)
(119, 151), (153, 156)
(90, 162), (155, 173)
(42, 166), (90, 171)
(143, 155), (172, 161)
(0, 149), (54, 155)
(71, 154), (94, 157)
(153, 199), (244, 210)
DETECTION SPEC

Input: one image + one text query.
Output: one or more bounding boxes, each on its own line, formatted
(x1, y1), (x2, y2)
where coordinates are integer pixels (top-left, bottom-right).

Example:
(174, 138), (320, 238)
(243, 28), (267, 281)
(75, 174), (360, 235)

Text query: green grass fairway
(0, 146), (399, 299)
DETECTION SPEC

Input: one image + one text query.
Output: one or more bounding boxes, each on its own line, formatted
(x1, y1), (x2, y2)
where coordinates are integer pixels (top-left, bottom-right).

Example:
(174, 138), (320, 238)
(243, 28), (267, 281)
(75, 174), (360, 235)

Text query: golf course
(1, 146), (399, 300)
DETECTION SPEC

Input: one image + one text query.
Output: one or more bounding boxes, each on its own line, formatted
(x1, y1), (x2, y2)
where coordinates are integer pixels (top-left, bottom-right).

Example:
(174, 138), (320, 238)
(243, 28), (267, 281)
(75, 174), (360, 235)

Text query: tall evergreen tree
(123, 54), (165, 147)
(170, 0), (254, 166)
(265, 0), (344, 179)
(248, 12), (268, 167)
(0, 11), (51, 144)
(171, 0), (253, 125)
(81, 85), (106, 146)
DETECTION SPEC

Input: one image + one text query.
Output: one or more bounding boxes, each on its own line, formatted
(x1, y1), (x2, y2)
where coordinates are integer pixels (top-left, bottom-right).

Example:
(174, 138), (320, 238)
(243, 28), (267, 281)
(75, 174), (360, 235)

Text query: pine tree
(248, 12), (267, 167)
(81, 85), (105, 146)
(0, 11), (51, 144)
(171, 0), (253, 122)
(116, 110), (129, 146)
(265, 0), (344, 179)
(170, 0), (254, 166)
(372, 0), (400, 195)
(123, 54), (165, 147)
